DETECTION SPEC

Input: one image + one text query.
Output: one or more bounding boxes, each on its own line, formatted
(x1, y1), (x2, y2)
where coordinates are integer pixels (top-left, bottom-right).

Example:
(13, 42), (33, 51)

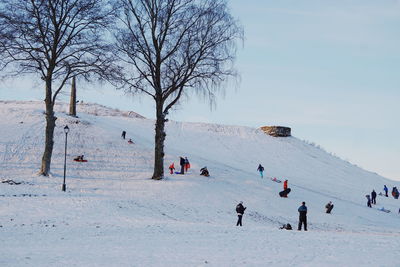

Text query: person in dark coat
(236, 201), (246, 226)
(185, 157), (190, 172)
(371, 190), (377, 205)
(121, 131), (126, 139)
(200, 167), (210, 177)
(366, 195), (372, 208)
(384, 185), (388, 197)
(298, 201), (307, 231)
(325, 201), (334, 214)
(257, 164), (264, 178)
(179, 157), (185, 174)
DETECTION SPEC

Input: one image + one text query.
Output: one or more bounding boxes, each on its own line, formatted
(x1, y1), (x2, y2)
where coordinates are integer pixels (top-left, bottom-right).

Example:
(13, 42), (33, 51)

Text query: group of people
(382, 185), (398, 199)
(121, 130), (134, 144)
(236, 201), (312, 231)
(169, 157), (191, 175)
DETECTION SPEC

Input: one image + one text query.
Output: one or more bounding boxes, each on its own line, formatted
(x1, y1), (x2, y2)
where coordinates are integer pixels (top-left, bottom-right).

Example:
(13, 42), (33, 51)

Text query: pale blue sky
(1, 0), (399, 181)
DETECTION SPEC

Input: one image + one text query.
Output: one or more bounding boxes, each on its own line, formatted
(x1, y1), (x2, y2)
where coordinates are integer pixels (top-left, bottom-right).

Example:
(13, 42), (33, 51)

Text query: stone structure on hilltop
(260, 126), (291, 137)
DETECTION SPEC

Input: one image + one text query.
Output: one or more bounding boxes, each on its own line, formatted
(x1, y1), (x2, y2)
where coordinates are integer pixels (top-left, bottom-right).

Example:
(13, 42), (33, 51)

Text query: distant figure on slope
(325, 201), (334, 214)
(371, 190), (377, 205)
(185, 157), (190, 172)
(257, 164), (264, 178)
(283, 179), (288, 190)
(280, 223), (292, 230)
(74, 155), (84, 161)
(169, 163), (175, 174)
(392, 187), (399, 199)
(236, 201), (246, 226)
(298, 202), (307, 231)
(384, 185), (388, 197)
(179, 157), (185, 174)
(121, 130), (126, 139)
(200, 167), (210, 177)
(128, 139), (134, 144)
(366, 195), (372, 208)
(279, 188), (291, 198)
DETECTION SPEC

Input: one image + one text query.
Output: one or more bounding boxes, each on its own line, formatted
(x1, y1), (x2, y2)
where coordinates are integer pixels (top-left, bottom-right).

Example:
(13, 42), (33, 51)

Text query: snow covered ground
(1, 101), (399, 267)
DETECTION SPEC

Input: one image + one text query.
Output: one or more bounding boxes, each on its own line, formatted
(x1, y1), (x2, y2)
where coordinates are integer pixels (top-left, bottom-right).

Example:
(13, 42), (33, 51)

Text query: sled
(379, 208), (390, 213)
(271, 177), (282, 183)
(279, 188), (291, 197)
(74, 159), (88, 162)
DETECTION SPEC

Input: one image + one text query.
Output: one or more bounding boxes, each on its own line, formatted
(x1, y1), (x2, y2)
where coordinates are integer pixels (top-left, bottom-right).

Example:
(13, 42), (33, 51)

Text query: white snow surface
(1, 100), (399, 267)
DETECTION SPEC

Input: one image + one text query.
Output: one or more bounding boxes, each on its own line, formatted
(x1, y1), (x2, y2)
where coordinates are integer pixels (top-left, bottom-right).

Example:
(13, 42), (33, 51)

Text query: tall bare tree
(115, 0), (243, 180)
(69, 77), (77, 117)
(0, 0), (116, 176)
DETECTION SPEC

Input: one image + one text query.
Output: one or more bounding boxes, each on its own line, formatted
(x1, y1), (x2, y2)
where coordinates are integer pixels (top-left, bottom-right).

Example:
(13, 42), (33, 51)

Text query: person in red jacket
(169, 163), (175, 174)
(283, 180), (288, 190)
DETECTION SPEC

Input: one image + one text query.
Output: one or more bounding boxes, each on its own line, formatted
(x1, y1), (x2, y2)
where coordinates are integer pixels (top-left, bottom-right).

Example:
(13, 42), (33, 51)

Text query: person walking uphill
(257, 164), (264, 178)
(236, 201), (246, 226)
(371, 190), (377, 205)
(298, 202), (307, 231)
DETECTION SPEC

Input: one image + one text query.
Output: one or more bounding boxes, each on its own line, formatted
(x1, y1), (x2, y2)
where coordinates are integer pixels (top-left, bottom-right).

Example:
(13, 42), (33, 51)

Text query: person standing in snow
(298, 202), (307, 231)
(384, 185), (388, 197)
(257, 164), (264, 178)
(366, 195), (372, 208)
(185, 157), (190, 172)
(283, 180), (288, 190)
(236, 201), (246, 226)
(169, 163), (175, 174)
(179, 157), (185, 174)
(325, 201), (334, 214)
(371, 190), (377, 205)
(121, 130), (126, 139)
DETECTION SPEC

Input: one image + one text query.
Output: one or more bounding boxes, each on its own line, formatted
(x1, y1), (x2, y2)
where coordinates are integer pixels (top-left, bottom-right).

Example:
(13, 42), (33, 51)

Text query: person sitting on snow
(128, 139), (134, 144)
(200, 167), (209, 177)
(280, 223), (292, 230)
(74, 155), (84, 161)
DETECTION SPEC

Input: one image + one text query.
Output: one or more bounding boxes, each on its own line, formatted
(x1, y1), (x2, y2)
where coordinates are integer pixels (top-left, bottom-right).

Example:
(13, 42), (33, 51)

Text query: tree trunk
(69, 76), (77, 116)
(152, 101), (166, 180)
(39, 80), (57, 176)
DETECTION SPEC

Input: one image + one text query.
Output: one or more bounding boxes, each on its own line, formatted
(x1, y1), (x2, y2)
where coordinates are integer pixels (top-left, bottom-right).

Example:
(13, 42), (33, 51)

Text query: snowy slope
(0, 100), (399, 267)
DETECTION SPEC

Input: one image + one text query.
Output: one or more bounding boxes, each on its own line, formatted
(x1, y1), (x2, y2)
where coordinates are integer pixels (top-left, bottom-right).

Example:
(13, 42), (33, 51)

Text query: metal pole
(62, 131), (68, 192)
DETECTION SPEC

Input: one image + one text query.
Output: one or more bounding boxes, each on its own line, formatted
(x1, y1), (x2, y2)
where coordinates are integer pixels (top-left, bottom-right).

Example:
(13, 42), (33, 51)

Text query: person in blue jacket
(384, 185), (388, 197)
(298, 201), (307, 231)
(257, 164), (264, 178)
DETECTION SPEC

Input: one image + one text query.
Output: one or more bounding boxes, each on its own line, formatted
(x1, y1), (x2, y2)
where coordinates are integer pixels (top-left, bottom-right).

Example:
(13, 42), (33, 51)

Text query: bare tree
(69, 77), (77, 117)
(115, 0), (243, 180)
(0, 0), (116, 176)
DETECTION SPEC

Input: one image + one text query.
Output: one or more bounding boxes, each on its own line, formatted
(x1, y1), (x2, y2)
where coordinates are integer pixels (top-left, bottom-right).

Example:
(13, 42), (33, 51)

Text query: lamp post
(62, 125), (69, 192)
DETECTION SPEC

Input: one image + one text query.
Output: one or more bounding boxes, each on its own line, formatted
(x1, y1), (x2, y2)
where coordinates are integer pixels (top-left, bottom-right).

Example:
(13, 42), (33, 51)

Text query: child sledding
(279, 188), (291, 198)
(200, 167), (210, 177)
(73, 155), (87, 162)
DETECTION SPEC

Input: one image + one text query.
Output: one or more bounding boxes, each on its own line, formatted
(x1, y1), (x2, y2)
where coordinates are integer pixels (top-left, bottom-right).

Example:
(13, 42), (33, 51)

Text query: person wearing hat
(236, 201), (246, 226)
(298, 201), (307, 231)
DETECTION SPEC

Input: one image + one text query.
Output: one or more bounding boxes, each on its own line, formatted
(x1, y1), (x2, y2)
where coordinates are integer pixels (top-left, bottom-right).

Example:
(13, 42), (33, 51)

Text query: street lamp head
(64, 125), (69, 134)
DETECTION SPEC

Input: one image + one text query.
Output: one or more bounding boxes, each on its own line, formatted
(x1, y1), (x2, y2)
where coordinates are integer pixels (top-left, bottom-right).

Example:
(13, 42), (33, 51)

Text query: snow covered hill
(1, 100), (399, 267)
